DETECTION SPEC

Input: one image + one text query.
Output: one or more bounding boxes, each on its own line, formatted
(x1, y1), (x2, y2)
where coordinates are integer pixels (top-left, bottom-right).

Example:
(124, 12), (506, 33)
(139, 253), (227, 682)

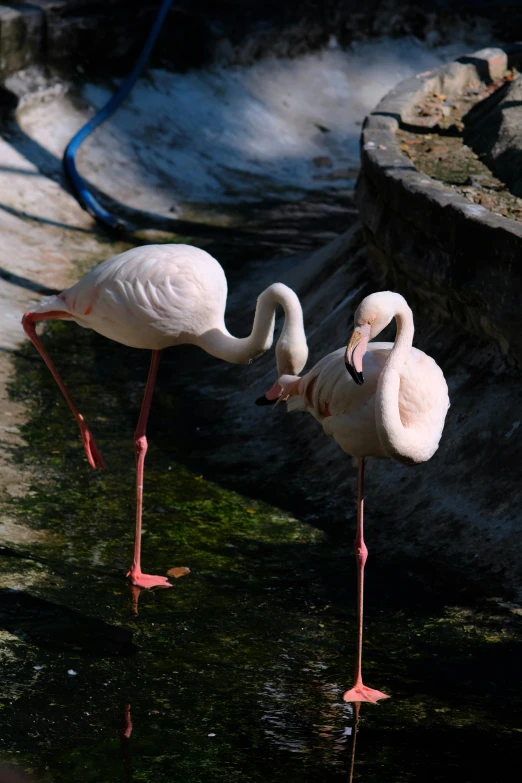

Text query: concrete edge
(360, 46), (522, 243)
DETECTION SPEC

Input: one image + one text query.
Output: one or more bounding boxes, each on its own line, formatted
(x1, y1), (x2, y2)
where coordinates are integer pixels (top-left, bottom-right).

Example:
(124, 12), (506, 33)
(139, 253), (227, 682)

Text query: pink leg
(22, 311), (105, 469)
(127, 350), (171, 589)
(343, 458), (390, 704)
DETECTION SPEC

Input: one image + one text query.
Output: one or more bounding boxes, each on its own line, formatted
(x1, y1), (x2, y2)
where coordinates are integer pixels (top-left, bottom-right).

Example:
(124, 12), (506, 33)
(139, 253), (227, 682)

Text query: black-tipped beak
(345, 361), (364, 386)
(345, 325), (370, 386)
(255, 395), (277, 406)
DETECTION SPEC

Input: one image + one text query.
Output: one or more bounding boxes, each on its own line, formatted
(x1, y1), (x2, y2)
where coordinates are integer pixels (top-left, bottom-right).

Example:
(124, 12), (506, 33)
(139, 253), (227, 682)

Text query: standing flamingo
(22, 244), (308, 589)
(258, 291), (449, 702)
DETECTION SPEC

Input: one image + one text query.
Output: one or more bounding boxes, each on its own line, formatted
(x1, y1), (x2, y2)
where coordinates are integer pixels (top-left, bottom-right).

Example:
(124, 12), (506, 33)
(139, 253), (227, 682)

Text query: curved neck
(375, 302), (418, 463)
(198, 282), (306, 372)
(386, 307), (414, 371)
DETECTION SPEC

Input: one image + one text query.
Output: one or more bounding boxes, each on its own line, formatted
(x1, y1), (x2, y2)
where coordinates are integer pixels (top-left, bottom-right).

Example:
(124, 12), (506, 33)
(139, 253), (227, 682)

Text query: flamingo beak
(255, 381), (282, 406)
(255, 375), (301, 406)
(345, 323), (371, 386)
(255, 394), (277, 406)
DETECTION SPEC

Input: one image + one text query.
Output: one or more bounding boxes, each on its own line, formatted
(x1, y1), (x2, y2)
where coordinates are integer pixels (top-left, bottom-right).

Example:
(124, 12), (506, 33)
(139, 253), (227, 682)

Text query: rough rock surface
(465, 74), (522, 198)
(357, 48), (522, 363)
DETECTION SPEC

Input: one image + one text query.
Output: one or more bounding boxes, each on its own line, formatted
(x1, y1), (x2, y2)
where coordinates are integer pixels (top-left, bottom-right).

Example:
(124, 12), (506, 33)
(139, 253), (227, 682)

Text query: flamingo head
(345, 291), (405, 385)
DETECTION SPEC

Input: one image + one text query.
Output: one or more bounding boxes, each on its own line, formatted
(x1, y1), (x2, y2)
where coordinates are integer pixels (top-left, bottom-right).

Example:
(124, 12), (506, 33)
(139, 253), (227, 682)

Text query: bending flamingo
(259, 291), (449, 702)
(22, 244), (308, 589)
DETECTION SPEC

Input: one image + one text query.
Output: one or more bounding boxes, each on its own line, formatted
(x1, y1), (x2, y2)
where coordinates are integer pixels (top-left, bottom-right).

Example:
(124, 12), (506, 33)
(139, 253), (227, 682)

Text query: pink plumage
(285, 340), (448, 465)
(271, 291), (449, 703)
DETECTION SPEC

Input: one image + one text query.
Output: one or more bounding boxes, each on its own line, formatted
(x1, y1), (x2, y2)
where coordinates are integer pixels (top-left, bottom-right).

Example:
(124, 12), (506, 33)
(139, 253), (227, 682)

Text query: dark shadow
(342, 722), (519, 783)
(0, 167), (43, 177)
(401, 121), (463, 137)
(463, 82), (522, 198)
(481, 146), (522, 198)
(456, 55), (497, 84)
(370, 111), (463, 137)
(0, 347), (41, 360)
(0, 84), (18, 120)
(0, 267), (60, 296)
(0, 765), (36, 783)
(0, 589), (138, 657)
(0, 202), (95, 235)
(506, 41), (522, 71)
(463, 81), (512, 136)
(368, 110), (401, 123)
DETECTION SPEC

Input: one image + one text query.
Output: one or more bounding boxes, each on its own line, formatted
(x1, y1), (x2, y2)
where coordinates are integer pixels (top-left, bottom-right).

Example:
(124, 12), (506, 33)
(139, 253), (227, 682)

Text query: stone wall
(0, 3), (42, 75)
(357, 47), (522, 366)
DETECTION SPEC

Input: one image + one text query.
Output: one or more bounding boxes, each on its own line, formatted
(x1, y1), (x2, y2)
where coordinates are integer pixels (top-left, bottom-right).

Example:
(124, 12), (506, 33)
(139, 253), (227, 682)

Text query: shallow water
(1, 323), (521, 782)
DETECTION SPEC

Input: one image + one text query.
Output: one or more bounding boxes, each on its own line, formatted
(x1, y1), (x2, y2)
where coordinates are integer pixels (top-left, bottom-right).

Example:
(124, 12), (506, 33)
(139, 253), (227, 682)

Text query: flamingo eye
(368, 318), (375, 325)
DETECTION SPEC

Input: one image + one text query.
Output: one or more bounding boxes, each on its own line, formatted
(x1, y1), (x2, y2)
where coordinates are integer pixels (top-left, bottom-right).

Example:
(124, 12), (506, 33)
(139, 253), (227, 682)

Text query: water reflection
(0, 588), (138, 657)
(260, 660), (356, 760)
(128, 585), (141, 617)
(119, 704), (133, 783)
(348, 703), (360, 783)
(127, 566), (190, 616)
(118, 690), (362, 782)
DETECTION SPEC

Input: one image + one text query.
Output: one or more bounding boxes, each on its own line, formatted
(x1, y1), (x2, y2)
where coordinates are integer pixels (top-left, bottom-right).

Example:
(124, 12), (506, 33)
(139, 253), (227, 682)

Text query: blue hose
(63, 0), (173, 231)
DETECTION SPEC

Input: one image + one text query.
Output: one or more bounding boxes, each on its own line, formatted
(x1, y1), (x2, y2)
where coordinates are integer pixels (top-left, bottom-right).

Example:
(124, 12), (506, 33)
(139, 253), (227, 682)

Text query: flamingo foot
(79, 420), (105, 469)
(126, 568), (172, 589)
(343, 682), (390, 704)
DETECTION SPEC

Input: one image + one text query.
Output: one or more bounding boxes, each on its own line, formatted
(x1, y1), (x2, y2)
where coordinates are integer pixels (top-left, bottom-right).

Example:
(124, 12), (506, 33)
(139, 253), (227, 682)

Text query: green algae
(1, 318), (522, 782)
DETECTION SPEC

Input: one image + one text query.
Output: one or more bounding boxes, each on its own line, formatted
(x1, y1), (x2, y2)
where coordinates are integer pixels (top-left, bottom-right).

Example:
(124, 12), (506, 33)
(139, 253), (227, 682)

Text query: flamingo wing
(49, 245), (228, 350)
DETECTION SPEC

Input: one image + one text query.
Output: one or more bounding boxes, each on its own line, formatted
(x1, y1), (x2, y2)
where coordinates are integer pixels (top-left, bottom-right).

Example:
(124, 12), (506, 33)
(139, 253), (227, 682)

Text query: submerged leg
(343, 458), (389, 704)
(127, 350), (171, 589)
(22, 311), (105, 469)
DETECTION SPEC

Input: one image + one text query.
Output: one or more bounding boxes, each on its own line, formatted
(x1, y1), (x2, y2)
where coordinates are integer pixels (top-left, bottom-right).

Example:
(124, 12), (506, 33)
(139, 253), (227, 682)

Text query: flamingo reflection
(120, 703), (133, 783)
(348, 702), (360, 783)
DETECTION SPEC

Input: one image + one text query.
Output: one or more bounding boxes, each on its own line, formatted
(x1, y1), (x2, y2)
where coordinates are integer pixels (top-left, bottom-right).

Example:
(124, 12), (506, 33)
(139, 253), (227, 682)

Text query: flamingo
(259, 291), (449, 703)
(22, 243), (308, 589)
